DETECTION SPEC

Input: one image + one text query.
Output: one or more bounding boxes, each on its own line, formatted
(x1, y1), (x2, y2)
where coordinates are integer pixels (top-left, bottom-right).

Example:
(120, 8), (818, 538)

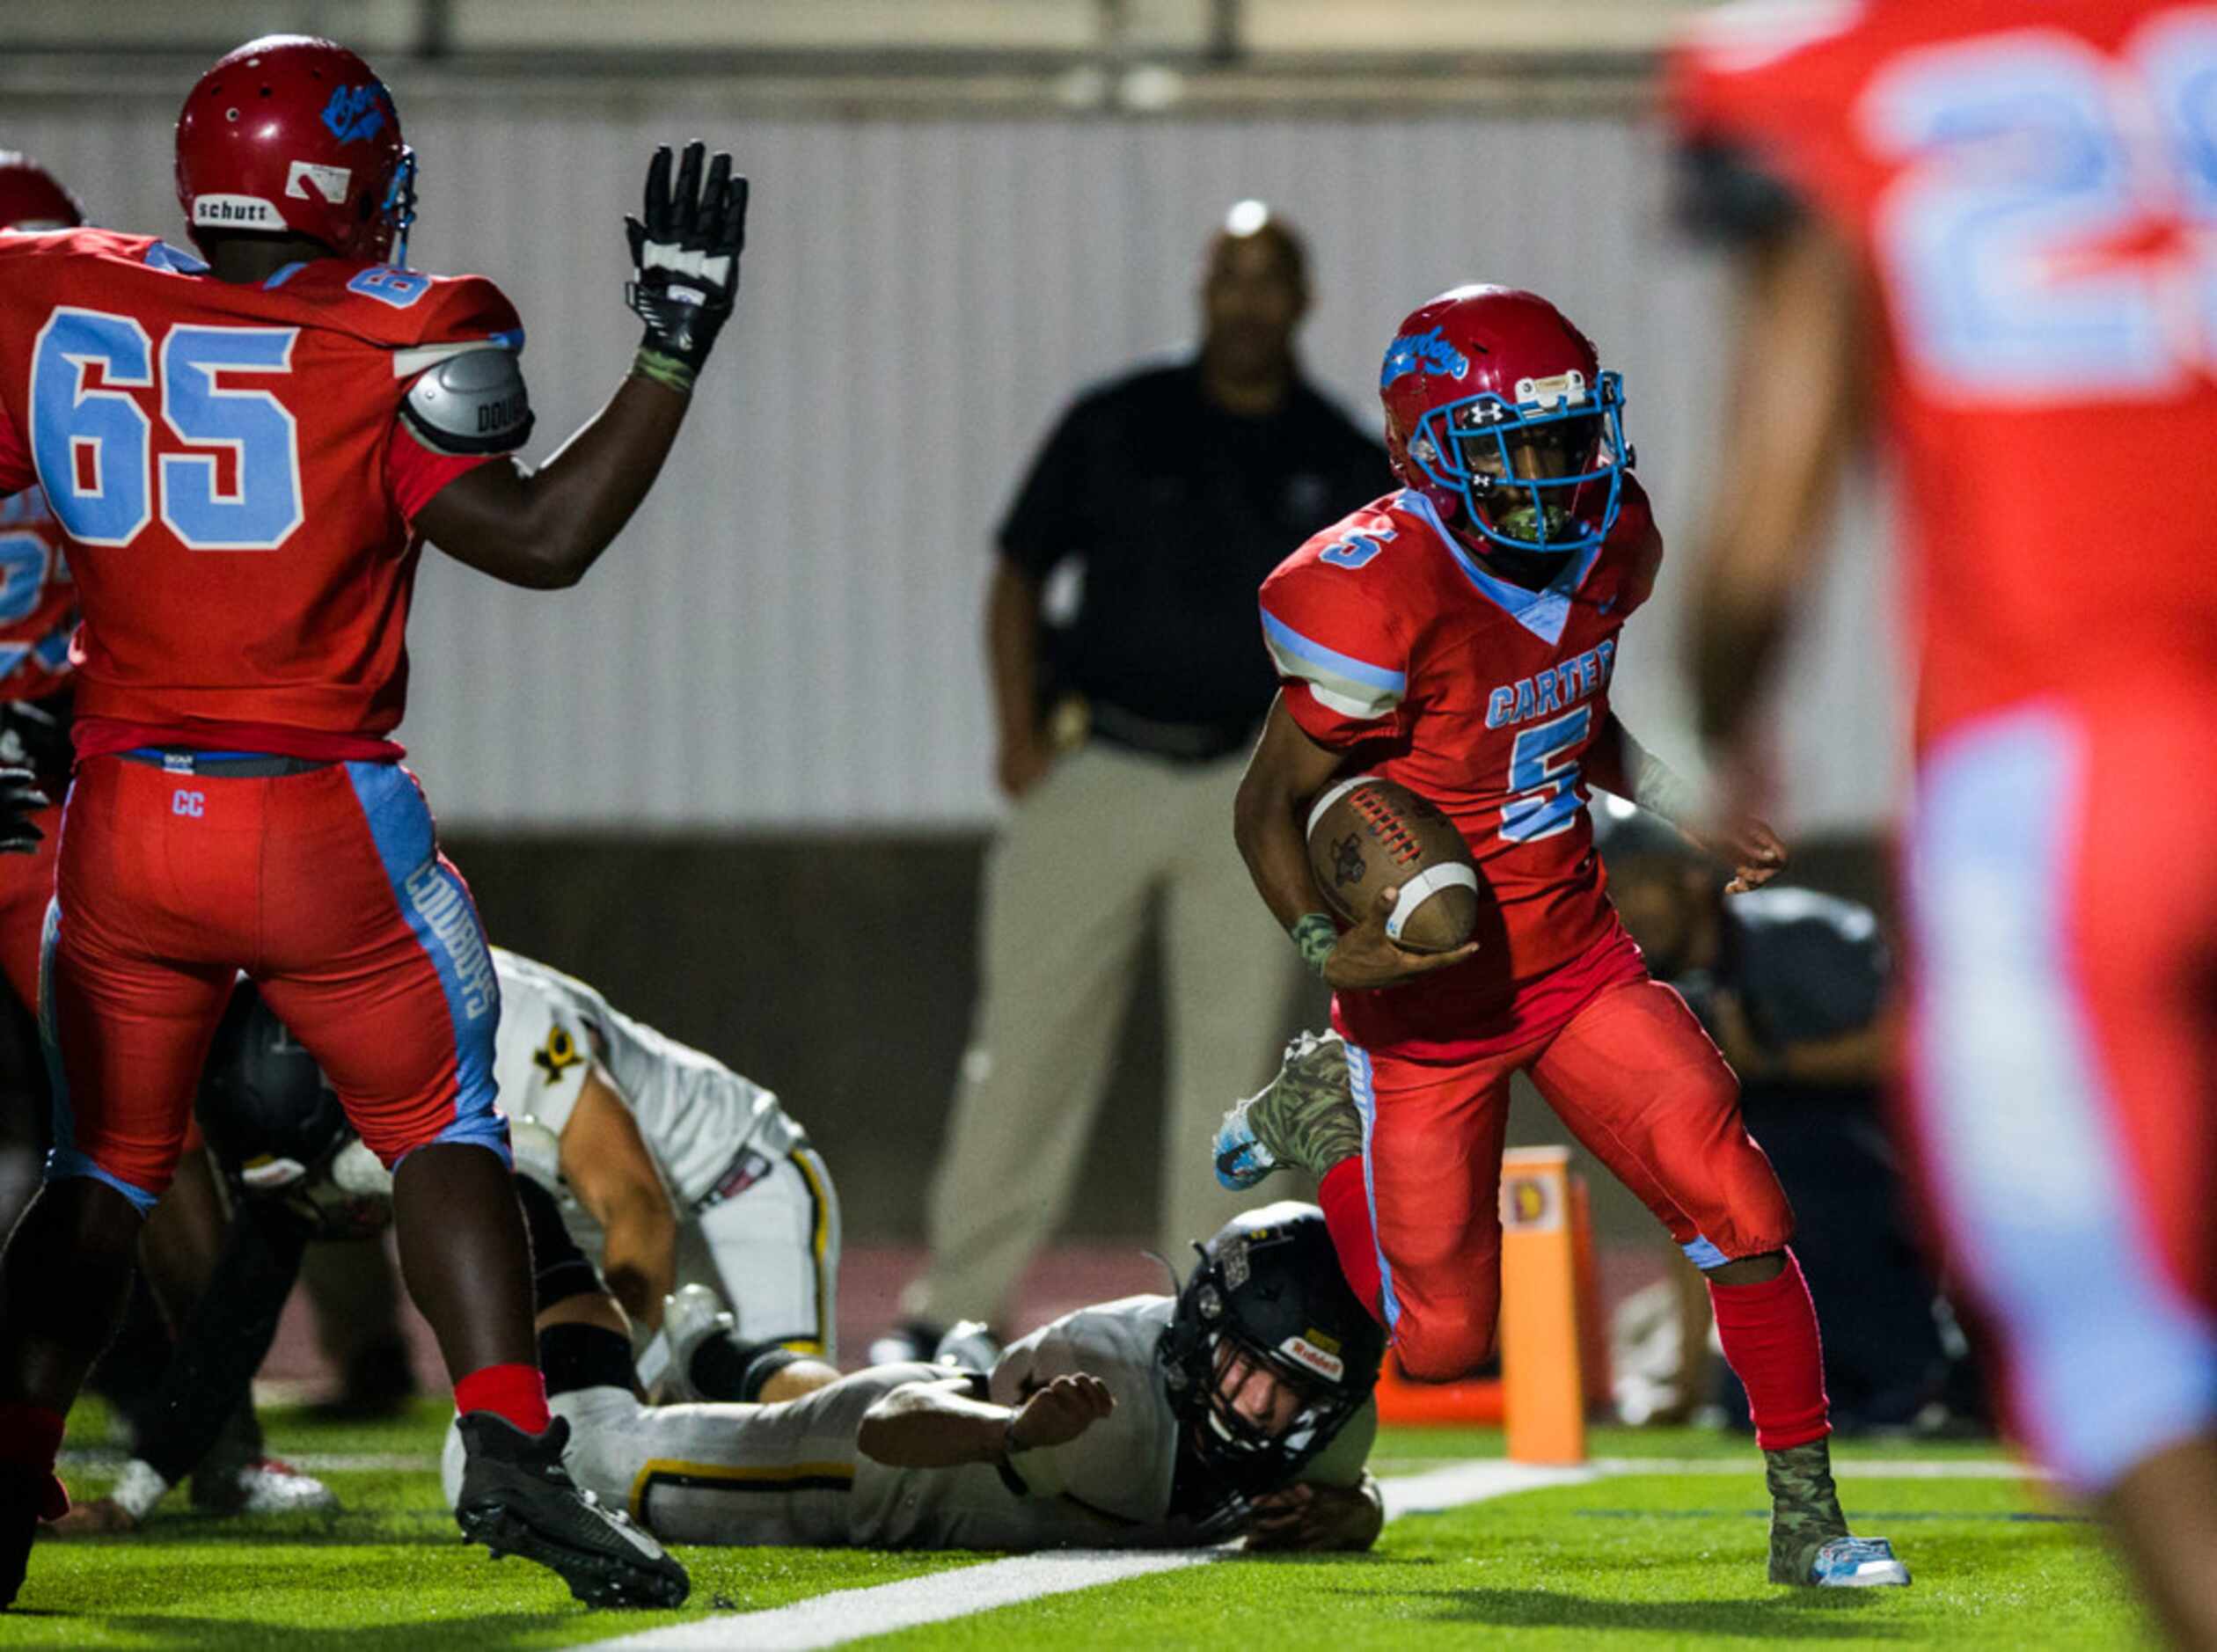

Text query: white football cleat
(1806, 1535), (1911, 1588)
(226, 1458), (340, 1517)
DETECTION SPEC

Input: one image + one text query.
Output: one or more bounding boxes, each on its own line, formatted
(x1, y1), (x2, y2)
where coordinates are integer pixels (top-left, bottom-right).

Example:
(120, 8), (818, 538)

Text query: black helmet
(1158, 1201), (1384, 1496)
(196, 983), (391, 1239)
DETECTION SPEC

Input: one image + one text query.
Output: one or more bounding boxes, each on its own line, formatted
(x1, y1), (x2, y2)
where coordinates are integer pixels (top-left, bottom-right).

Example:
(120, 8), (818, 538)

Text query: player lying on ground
(47, 960), (843, 1533)
(1668, 3), (2217, 1641)
(1227, 284), (1904, 1589)
(0, 33), (746, 1608)
(442, 1191), (1389, 1553)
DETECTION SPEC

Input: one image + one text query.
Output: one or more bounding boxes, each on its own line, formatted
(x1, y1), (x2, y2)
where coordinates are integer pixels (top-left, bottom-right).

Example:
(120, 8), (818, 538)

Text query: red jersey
(0, 230), (516, 760)
(1260, 478), (1662, 1056)
(1669, 0), (2217, 746)
(0, 484), (74, 705)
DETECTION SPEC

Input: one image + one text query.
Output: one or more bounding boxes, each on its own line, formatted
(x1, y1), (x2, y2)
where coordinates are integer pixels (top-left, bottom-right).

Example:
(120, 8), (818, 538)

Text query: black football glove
(0, 768), (48, 856)
(626, 141), (748, 391)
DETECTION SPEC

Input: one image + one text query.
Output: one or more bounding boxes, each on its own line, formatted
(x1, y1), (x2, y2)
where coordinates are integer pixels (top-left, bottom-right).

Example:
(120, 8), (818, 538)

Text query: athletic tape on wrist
(631, 347), (696, 395)
(1291, 912), (1339, 978)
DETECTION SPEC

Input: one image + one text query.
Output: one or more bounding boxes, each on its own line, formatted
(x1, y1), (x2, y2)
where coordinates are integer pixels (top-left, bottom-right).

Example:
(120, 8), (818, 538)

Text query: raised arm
(415, 142), (748, 591)
(1586, 712), (1787, 894)
(1685, 215), (1869, 755)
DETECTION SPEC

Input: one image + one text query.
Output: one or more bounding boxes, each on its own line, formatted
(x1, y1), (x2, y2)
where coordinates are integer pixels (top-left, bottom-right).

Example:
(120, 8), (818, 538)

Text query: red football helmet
(1379, 285), (1631, 557)
(0, 153), (85, 231)
(174, 34), (416, 265)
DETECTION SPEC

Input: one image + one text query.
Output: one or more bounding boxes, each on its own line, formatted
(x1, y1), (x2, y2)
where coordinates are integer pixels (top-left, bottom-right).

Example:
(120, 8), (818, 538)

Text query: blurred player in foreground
(443, 1199), (1389, 1553)
(1224, 284), (1904, 1587)
(1670, 2), (2217, 1640)
(0, 33), (747, 1607)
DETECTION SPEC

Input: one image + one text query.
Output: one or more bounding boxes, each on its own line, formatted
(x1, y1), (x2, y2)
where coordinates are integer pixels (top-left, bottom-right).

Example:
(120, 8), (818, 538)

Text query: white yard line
(583, 1459), (1595, 1652)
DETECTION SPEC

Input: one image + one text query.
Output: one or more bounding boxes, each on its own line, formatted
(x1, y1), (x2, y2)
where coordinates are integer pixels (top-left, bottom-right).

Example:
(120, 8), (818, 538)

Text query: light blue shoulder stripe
(1259, 609), (1407, 693)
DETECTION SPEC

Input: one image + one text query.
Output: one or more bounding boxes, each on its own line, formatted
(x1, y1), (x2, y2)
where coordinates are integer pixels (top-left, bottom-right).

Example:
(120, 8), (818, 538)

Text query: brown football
(1306, 776), (1479, 954)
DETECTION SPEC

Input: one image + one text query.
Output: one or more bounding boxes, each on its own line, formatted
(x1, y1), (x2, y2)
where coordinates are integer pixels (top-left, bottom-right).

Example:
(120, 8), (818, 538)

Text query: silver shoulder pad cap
(400, 347), (535, 456)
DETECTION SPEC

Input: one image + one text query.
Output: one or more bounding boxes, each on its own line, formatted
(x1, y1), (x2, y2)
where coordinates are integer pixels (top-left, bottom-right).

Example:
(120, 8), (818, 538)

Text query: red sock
(1318, 1158), (1386, 1325)
(453, 1363), (551, 1436)
(1707, 1248), (1830, 1451)
(0, 1402), (70, 1519)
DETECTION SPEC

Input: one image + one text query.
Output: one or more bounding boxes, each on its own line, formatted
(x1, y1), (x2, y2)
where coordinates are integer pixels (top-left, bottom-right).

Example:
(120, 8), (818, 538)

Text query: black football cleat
(453, 1414), (688, 1610)
(0, 1466), (65, 1610)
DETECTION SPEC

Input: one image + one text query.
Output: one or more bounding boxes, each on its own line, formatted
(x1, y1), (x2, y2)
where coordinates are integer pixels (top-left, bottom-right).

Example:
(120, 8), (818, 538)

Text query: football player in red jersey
(0, 152), (85, 1226)
(0, 150), (87, 1001)
(0, 35), (749, 1608)
(1226, 285), (1905, 1588)
(1670, 1), (2217, 1639)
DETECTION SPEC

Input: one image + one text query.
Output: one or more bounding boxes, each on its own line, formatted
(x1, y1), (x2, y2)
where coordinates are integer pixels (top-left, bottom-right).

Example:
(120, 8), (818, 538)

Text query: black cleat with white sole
(454, 1414), (688, 1609)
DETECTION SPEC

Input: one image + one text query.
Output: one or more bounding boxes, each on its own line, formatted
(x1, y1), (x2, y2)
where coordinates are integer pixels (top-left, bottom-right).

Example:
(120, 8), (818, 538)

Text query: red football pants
(1348, 976), (1794, 1381)
(42, 755), (505, 1211)
(1900, 695), (2217, 1493)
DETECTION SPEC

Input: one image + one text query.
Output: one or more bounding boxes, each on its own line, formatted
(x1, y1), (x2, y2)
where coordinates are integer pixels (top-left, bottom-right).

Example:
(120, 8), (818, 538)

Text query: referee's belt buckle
(697, 1147), (775, 1212)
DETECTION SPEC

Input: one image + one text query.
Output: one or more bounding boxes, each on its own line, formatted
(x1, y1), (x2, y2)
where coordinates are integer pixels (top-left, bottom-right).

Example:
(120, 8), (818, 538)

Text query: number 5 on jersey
(1502, 705), (1590, 843)
(29, 307), (303, 552)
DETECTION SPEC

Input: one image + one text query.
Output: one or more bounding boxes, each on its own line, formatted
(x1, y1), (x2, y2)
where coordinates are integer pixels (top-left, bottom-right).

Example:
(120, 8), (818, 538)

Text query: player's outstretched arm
(1587, 713), (1787, 893)
(857, 1372), (1113, 1470)
(1684, 215), (1866, 755)
(1234, 697), (1476, 990)
(415, 142), (748, 591)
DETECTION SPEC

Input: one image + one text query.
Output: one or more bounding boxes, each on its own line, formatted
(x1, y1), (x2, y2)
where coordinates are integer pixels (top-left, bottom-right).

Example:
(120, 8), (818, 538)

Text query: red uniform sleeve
(379, 271), (529, 526)
(1665, 4), (1883, 250)
(403, 272), (525, 353)
(384, 434), (502, 529)
(0, 403), (33, 499)
(1258, 530), (1414, 751)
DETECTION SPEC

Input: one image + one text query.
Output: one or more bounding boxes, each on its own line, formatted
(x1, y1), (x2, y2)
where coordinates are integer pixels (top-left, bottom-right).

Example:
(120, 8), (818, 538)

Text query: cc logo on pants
(172, 789), (205, 818)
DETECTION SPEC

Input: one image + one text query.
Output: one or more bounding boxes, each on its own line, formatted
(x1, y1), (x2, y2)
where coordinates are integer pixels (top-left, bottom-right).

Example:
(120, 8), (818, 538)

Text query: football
(1305, 775), (1480, 953)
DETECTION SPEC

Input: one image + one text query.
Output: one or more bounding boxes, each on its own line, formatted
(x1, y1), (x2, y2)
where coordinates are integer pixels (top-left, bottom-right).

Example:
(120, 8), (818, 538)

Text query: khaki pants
(905, 742), (1299, 1325)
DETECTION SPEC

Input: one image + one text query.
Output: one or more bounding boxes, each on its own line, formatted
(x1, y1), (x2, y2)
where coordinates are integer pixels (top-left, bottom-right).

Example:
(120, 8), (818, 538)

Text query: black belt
(120, 748), (331, 778)
(1086, 703), (1256, 765)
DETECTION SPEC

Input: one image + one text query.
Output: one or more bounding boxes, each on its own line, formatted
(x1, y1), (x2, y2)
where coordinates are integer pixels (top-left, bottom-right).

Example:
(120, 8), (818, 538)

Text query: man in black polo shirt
(896, 204), (1388, 1342)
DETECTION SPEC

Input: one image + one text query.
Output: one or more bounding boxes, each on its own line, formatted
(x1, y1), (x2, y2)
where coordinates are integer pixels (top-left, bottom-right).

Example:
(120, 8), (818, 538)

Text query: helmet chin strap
(384, 149), (419, 268)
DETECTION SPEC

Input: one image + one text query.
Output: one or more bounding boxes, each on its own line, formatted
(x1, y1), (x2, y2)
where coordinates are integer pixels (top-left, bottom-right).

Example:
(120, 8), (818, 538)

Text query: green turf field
(0, 1400), (2147, 1650)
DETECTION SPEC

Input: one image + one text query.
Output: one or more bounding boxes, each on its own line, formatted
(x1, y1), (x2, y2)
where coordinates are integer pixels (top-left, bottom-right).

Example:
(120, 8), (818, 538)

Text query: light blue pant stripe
(1909, 706), (2217, 1490)
(1343, 1042), (1401, 1335)
(341, 762), (507, 1166)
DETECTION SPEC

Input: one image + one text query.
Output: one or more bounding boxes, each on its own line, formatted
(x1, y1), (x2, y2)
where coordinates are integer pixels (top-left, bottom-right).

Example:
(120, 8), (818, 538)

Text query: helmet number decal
(29, 311), (303, 553)
(1500, 705), (1591, 844)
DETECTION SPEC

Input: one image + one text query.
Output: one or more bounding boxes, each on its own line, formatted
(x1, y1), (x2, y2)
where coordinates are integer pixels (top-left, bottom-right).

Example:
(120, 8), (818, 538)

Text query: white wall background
(4, 91), (1899, 831)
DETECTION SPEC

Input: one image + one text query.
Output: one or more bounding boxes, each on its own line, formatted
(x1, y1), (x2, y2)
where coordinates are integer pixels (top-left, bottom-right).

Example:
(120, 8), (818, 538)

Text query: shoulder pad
(400, 347), (533, 457)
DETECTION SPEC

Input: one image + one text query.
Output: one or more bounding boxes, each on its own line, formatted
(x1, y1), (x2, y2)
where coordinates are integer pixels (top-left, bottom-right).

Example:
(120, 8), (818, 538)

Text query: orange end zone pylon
(1372, 1145), (1608, 1458)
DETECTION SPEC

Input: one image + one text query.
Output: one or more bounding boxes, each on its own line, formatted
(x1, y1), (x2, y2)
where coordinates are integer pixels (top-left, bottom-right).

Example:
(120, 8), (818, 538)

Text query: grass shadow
(1386, 1585), (1911, 1641)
